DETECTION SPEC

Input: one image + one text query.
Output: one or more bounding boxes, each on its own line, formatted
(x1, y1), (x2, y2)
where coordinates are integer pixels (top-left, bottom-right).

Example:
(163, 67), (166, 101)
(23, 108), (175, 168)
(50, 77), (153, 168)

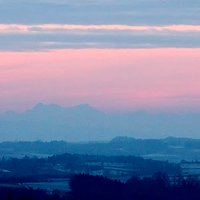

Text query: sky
(0, 0), (200, 112)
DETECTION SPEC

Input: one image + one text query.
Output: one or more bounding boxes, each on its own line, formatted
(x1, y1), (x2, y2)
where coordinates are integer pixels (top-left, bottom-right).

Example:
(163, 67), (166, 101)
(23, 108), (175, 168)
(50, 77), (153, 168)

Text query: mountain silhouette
(0, 103), (200, 141)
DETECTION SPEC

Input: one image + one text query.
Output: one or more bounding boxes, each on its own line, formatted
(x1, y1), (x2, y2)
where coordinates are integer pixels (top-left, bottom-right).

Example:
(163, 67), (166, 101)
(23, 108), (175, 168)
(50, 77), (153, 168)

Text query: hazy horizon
(0, 102), (199, 141)
(1, 102), (200, 114)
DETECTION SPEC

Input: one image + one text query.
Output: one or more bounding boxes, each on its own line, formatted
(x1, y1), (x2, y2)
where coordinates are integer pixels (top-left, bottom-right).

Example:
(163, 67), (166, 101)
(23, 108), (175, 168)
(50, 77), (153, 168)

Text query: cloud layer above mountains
(0, 0), (200, 49)
(0, 0), (200, 114)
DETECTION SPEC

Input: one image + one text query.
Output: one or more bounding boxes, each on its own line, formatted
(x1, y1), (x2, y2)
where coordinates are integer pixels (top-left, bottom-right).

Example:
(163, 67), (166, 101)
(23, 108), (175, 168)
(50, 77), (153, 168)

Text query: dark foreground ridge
(0, 153), (180, 184)
(1, 173), (200, 200)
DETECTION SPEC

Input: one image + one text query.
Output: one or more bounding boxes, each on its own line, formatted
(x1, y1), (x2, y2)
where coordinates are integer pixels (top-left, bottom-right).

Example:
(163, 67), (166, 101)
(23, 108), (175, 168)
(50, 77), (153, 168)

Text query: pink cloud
(0, 48), (200, 112)
(1, 24), (200, 33)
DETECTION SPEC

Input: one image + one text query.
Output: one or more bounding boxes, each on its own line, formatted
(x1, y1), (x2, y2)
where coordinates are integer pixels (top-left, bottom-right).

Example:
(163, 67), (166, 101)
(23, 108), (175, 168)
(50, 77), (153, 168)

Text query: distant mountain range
(0, 103), (200, 141)
(1, 137), (200, 162)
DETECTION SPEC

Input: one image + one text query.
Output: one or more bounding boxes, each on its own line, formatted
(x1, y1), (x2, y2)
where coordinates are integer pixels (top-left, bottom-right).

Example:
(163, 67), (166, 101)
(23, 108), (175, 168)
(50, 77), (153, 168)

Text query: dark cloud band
(0, 0), (199, 25)
(0, 24), (200, 50)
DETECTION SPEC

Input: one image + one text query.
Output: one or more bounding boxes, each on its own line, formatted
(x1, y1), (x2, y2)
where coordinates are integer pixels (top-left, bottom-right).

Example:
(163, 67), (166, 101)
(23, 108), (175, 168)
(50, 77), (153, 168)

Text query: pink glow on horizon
(0, 48), (200, 112)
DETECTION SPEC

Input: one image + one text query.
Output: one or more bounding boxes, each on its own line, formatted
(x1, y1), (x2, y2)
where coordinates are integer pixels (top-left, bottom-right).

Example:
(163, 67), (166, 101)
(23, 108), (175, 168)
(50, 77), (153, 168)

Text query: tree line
(1, 173), (200, 200)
